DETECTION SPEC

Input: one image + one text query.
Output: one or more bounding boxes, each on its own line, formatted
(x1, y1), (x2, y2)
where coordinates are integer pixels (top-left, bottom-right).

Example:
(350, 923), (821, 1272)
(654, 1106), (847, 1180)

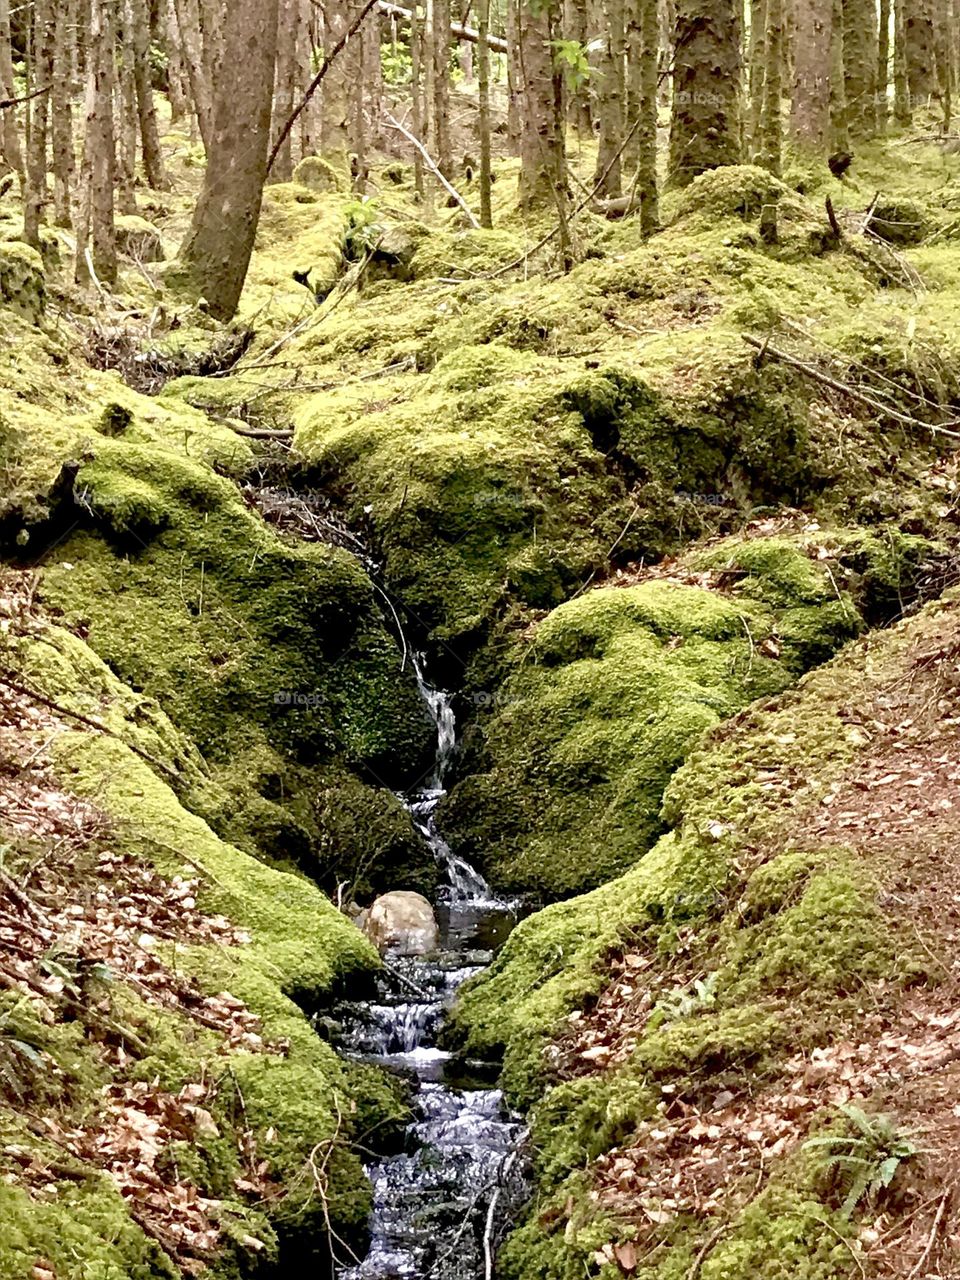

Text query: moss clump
(115, 214), (165, 262)
(441, 545), (861, 899)
(0, 239), (45, 323)
(293, 155), (345, 193)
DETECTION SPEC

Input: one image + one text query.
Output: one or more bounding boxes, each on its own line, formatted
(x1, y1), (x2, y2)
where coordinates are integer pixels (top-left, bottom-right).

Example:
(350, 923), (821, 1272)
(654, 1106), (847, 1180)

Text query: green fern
(803, 1104), (924, 1217)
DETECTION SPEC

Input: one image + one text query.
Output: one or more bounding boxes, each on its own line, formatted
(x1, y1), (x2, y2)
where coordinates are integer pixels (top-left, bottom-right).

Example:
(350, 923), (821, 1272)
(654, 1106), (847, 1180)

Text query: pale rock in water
(363, 890), (440, 955)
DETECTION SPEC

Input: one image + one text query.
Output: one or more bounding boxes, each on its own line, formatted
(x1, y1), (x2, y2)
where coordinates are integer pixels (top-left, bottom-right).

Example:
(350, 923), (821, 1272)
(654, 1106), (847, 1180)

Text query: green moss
(0, 1179), (180, 1280)
(634, 1005), (785, 1078)
(441, 560), (860, 899)
(701, 1188), (857, 1280)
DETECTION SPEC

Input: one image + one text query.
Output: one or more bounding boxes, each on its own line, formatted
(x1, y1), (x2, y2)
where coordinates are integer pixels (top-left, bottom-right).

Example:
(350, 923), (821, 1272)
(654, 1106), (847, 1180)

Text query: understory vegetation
(3, 109), (960, 1279)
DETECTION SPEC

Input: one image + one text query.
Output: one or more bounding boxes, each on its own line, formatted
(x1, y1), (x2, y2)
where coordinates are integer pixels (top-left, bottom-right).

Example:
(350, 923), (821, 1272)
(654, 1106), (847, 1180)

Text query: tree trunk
(165, 0), (189, 124)
(517, 0), (566, 209)
(905, 0), (936, 99)
(759, 0), (783, 172)
(23, 0), (54, 249)
(175, 0), (280, 318)
(935, 0), (953, 125)
(669, 0), (742, 186)
(0, 0), (23, 181)
(594, 0), (626, 196)
(321, 0), (353, 165)
(748, 0), (767, 152)
(893, 0), (912, 118)
(50, 0), (75, 225)
(271, 0), (300, 180)
(637, 0), (660, 232)
(876, 0), (890, 127)
(116, 0), (139, 216)
(830, 0), (850, 149)
(506, 0), (523, 153)
(842, 0), (878, 137)
(131, 0), (168, 188)
(173, 0), (215, 148)
(477, 0), (493, 225)
(76, 0), (117, 287)
(790, 0), (832, 153)
(434, 0), (453, 174)
(410, 0), (426, 192)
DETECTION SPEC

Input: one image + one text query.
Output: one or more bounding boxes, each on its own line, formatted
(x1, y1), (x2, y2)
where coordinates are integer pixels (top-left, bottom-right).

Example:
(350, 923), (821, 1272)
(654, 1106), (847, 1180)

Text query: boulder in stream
(363, 891), (439, 955)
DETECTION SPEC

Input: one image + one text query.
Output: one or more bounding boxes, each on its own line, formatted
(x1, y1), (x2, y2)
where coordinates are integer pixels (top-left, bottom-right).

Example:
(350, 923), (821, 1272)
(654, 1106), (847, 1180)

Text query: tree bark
(893, 0), (912, 118)
(759, 0), (783, 172)
(790, 0), (832, 153)
(637, 0), (659, 232)
(23, 0), (53, 248)
(116, 0), (139, 215)
(271, 0), (300, 180)
(748, 0), (767, 151)
(76, 0), (118, 287)
(669, 0), (742, 186)
(0, 0), (24, 180)
(175, 0), (280, 318)
(594, 0), (626, 195)
(877, 0), (890, 127)
(830, 0), (850, 150)
(477, 0), (493, 225)
(905, 0), (936, 99)
(164, 0), (189, 124)
(433, 0), (453, 175)
(50, 0), (75, 225)
(506, 0), (523, 153)
(172, 0), (215, 148)
(130, 0), (168, 188)
(410, 0), (426, 193)
(842, 0), (878, 137)
(517, 0), (566, 210)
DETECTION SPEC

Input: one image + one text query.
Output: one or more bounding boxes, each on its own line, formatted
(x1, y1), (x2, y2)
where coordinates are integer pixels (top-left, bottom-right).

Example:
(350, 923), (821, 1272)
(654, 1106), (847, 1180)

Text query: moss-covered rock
(0, 240), (45, 323)
(440, 541), (861, 898)
(115, 214), (166, 262)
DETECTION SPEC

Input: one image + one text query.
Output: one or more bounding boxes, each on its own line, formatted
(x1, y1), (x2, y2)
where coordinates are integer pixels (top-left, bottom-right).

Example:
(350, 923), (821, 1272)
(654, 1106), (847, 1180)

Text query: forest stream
(332, 652), (528, 1280)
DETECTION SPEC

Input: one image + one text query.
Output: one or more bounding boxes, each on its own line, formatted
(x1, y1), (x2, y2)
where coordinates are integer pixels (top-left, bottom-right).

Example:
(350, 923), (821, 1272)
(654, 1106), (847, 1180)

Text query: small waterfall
(334, 661), (527, 1280)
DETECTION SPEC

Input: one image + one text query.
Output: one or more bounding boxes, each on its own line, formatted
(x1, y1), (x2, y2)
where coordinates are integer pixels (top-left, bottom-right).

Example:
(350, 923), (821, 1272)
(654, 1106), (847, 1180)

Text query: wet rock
(363, 891), (439, 955)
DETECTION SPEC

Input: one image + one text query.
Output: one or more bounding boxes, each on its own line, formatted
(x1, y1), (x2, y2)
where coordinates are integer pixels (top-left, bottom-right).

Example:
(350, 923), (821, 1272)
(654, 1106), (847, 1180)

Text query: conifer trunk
(517, 0), (566, 208)
(790, 0), (832, 152)
(0, 0), (23, 181)
(594, 0), (626, 196)
(842, 0), (878, 137)
(669, 0), (742, 186)
(76, 0), (118, 286)
(477, 0), (493, 225)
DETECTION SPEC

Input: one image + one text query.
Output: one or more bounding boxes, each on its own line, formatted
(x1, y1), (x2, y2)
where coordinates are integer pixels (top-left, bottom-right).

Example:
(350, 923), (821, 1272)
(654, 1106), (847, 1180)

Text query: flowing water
(246, 487), (529, 1276)
(335, 657), (528, 1280)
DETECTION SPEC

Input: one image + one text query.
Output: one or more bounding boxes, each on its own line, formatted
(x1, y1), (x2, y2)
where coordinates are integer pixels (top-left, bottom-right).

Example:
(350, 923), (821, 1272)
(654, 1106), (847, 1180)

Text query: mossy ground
(4, 113), (960, 1280)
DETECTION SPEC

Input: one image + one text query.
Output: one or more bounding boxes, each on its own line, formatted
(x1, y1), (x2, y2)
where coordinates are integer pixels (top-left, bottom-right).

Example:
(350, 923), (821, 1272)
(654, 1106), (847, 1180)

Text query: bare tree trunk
(877, 0), (890, 127)
(477, 0), (493, 224)
(175, 0), (279, 318)
(842, 0), (878, 137)
(893, 0), (912, 118)
(434, 0), (453, 175)
(321, 0), (352, 164)
(905, 0), (936, 99)
(23, 0), (54, 249)
(830, 0), (849, 149)
(637, 0), (660, 232)
(410, 0), (426, 192)
(567, 0), (593, 133)
(51, 0), (76, 225)
(0, 0), (23, 181)
(506, 0), (523, 153)
(748, 0), (767, 151)
(935, 0), (953, 126)
(299, 0), (322, 155)
(365, 11), (384, 151)
(517, 0), (566, 210)
(116, 1), (139, 215)
(759, 0), (782, 172)
(272, 0), (300, 180)
(594, 0), (626, 196)
(130, 0), (168, 188)
(165, 0), (189, 124)
(173, 0), (215, 148)
(669, 0), (742, 185)
(76, 0), (117, 287)
(791, 0), (832, 152)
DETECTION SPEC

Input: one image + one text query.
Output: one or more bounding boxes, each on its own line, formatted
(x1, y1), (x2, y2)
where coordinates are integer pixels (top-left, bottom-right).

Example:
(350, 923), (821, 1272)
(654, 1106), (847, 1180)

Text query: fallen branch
(377, 0), (508, 51)
(227, 424), (294, 441)
(266, 0), (380, 177)
(0, 672), (182, 782)
(0, 84), (51, 111)
(383, 113), (480, 227)
(906, 1189), (951, 1280)
(743, 334), (960, 440)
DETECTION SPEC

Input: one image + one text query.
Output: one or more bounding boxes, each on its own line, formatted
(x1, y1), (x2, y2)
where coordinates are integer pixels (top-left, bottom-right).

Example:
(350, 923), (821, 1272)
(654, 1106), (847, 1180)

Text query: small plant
(0, 999), (47, 1102)
(803, 1104), (924, 1217)
(647, 972), (720, 1030)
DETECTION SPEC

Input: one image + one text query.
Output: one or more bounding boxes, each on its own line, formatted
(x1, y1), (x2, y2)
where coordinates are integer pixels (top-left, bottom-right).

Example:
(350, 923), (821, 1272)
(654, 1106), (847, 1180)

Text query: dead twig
(743, 335), (960, 440)
(906, 1188), (951, 1280)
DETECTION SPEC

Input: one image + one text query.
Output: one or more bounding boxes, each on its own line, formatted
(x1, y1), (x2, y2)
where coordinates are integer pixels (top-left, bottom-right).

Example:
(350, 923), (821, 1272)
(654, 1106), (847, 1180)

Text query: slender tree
(175, 0), (280, 318)
(131, 0), (169, 188)
(477, 0), (494, 224)
(668, 0), (742, 185)
(893, 0), (912, 118)
(905, 0), (937, 98)
(759, 0), (783, 173)
(0, 0), (21, 182)
(434, 0), (454, 174)
(23, 0), (54, 249)
(877, 0), (891, 127)
(517, 0), (567, 210)
(116, 1), (139, 215)
(76, 0), (118, 286)
(830, 0), (850, 149)
(843, 0), (879, 137)
(594, 0), (626, 196)
(748, 0), (768, 151)
(173, 0), (215, 148)
(50, 0), (76, 224)
(791, 0), (832, 153)
(637, 0), (660, 231)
